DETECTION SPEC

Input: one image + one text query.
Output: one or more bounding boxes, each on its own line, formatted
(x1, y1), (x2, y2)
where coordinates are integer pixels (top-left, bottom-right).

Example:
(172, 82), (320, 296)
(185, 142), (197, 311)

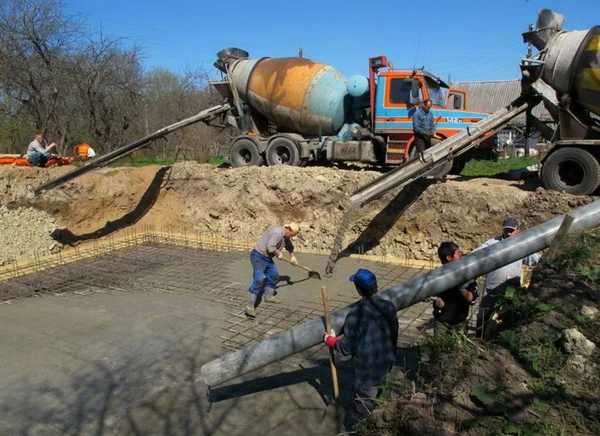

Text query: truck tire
(541, 147), (600, 195)
(229, 138), (264, 168)
(265, 137), (300, 166)
(425, 138), (453, 178)
(428, 159), (453, 178)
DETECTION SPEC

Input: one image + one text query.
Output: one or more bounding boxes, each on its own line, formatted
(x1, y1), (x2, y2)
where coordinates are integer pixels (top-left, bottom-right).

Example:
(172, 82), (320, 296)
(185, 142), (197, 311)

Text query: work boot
(245, 305), (256, 318)
(419, 153), (427, 164)
(264, 295), (282, 304)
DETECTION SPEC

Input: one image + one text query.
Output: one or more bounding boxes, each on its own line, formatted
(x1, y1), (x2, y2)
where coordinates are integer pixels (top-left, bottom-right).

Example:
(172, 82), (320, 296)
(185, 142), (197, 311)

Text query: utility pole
(525, 23), (534, 157)
(298, 48), (303, 58)
(527, 24), (534, 59)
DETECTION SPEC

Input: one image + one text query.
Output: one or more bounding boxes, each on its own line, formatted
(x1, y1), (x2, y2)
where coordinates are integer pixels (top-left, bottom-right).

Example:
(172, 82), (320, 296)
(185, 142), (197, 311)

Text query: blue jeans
(354, 383), (380, 417)
(249, 250), (279, 296)
(27, 151), (50, 167)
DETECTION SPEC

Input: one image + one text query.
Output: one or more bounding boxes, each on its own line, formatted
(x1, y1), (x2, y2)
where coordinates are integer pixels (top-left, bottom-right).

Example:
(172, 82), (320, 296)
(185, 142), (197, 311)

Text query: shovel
(280, 257), (322, 280)
(320, 286), (346, 434)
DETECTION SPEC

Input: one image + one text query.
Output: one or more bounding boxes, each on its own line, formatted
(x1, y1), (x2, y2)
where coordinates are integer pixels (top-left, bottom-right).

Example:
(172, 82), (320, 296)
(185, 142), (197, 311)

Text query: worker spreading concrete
(245, 223), (300, 318)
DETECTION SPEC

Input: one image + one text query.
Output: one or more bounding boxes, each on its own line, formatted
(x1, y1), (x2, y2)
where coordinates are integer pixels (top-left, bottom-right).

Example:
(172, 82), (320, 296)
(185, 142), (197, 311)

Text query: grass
(106, 156), (177, 167)
(460, 156), (538, 177)
(546, 230), (600, 285)
(418, 327), (480, 382)
(493, 286), (554, 323)
(208, 154), (228, 166)
(75, 154), (229, 168)
(500, 328), (568, 396)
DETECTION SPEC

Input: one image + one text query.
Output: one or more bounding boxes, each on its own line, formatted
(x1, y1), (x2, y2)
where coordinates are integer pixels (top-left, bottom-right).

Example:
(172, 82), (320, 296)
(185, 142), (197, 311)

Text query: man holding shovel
(245, 223), (300, 318)
(323, 269), (398, 418)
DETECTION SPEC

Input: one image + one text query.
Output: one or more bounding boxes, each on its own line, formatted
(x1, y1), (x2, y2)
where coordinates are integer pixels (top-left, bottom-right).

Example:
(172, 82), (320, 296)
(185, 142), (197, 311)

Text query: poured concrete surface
(0, 246), (432, 435)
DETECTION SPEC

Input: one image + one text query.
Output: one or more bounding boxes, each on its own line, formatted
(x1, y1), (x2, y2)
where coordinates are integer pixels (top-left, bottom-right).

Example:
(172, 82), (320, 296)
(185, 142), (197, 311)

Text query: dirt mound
(362, 229), (600, 436)
(0, 162), (596, 265)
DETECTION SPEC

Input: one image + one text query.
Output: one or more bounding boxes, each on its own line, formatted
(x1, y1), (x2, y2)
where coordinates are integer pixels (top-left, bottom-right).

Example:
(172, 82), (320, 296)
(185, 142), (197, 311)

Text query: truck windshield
(425, 77), (447, 107)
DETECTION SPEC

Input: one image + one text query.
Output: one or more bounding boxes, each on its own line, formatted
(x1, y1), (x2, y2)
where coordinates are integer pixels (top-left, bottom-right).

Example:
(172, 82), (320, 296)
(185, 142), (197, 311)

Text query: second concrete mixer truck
(210, 50), (493, 176)
(521, 9), (600, 196)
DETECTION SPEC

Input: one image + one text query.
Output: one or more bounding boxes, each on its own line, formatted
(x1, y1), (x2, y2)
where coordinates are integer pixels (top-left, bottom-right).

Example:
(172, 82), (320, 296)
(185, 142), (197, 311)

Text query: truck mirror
(411, 80), (421, 99)
(404, 78), (421, 104)
(453, 94), (463, 109)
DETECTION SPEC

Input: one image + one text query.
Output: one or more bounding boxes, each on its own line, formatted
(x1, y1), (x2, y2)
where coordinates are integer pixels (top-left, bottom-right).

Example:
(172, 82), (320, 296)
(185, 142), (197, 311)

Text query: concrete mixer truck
(521, 9), (600, 196)
(29, 9), (600, 199)
(210, 49), (494, 176)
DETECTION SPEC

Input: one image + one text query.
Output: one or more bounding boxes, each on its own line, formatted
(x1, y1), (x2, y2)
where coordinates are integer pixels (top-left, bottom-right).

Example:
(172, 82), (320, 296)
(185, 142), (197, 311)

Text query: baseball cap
(285, 222), (300, 233)
(502, 217), (519, 230)
(349, 268), (377, 291)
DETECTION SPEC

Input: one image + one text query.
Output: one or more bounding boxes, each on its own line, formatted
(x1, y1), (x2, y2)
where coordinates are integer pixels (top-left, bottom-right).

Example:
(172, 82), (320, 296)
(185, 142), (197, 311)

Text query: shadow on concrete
(338, 178), (433, 259)
(208, 359), (353, 405)
(0, 332), (328, 435)
(208, 358), (363, 432)
(275, 275), (311, 289)
(50, 166), (172, 246)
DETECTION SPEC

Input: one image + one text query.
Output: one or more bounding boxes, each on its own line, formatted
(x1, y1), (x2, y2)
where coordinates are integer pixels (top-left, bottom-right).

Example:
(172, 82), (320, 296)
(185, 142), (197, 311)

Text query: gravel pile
(0, 206), (63, 266)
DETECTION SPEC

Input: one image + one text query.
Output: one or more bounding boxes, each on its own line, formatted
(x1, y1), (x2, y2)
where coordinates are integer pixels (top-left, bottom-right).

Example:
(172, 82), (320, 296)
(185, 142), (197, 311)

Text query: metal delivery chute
(31, 104), (231, 196)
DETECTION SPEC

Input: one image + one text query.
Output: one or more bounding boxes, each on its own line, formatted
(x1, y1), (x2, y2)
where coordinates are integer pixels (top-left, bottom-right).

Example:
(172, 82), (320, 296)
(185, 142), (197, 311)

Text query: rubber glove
(323, 329), (338, 348)
(290, 255), (298, 266)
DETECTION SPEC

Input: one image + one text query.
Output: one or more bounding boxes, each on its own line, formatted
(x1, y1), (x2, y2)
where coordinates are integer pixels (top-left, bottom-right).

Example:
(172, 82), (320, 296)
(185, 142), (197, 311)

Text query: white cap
(284, 222), (300, 233)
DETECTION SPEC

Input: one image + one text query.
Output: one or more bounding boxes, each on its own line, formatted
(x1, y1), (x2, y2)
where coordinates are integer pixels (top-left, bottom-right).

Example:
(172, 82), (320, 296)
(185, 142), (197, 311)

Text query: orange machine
(73, 143), (95, 159)
(0, 154), (74, 167)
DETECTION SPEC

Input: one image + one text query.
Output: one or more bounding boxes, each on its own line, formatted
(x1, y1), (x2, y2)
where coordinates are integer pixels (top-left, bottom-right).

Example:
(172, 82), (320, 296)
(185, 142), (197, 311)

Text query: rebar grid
(219, 259), (435, 367)
(0, 229), (437, 368)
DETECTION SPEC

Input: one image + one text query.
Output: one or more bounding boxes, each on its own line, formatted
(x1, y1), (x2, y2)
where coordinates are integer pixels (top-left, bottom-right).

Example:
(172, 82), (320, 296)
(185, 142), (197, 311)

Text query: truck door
(378, 76), (421, 163)
(381, 77), (419, 131)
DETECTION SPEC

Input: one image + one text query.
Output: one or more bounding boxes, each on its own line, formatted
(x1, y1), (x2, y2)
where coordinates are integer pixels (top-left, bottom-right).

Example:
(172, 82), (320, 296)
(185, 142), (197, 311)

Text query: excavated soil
(0, 162), (596, 266)
(362, 230), (600, 435)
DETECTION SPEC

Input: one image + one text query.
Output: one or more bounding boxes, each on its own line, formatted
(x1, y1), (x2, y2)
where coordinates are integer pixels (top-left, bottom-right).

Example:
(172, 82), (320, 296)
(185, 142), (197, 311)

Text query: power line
(449, 47), (525, 74)
(79, 13), (274, 50)
(462, 61), (520, 80)
(427, 31), (525, 69)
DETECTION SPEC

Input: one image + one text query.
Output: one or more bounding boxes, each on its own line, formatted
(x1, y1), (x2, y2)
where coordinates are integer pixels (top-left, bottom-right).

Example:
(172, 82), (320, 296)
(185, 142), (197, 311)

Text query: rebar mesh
(0, 228), (437, 367)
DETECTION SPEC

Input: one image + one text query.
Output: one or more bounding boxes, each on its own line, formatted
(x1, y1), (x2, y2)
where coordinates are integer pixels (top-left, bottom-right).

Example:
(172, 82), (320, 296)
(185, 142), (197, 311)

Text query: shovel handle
(280, 256), (313, 273)
(321, 286), (340, 400)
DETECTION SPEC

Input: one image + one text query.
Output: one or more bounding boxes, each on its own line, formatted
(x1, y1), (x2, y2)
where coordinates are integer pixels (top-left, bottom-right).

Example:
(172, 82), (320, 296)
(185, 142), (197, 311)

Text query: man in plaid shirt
(324, 268), (399, 417)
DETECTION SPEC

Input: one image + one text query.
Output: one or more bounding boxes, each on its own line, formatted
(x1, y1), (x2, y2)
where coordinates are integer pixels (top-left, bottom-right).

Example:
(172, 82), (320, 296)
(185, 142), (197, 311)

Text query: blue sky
(64, 0), (597, 83)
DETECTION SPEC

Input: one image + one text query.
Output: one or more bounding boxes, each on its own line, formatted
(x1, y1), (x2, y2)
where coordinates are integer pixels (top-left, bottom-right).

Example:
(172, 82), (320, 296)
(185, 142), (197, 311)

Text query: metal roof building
(450, 79), (552, 126)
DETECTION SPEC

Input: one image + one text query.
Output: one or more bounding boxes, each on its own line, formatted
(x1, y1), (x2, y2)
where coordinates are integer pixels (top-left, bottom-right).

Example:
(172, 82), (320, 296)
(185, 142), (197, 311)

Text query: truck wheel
(541, 147), (600, 195)
(229, 138), (264, 168)
(428, 159), (453, 178)
(426, 138), (453, 178)
(266, 137), (300, 166)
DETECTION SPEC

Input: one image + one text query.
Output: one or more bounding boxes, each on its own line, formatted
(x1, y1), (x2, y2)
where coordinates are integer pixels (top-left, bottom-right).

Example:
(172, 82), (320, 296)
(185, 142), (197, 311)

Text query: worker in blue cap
(323, 268), (398, 418)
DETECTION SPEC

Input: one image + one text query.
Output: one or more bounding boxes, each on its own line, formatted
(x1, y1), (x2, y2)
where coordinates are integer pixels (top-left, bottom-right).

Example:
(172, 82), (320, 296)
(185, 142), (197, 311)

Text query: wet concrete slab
(0, 245), (436, 435)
